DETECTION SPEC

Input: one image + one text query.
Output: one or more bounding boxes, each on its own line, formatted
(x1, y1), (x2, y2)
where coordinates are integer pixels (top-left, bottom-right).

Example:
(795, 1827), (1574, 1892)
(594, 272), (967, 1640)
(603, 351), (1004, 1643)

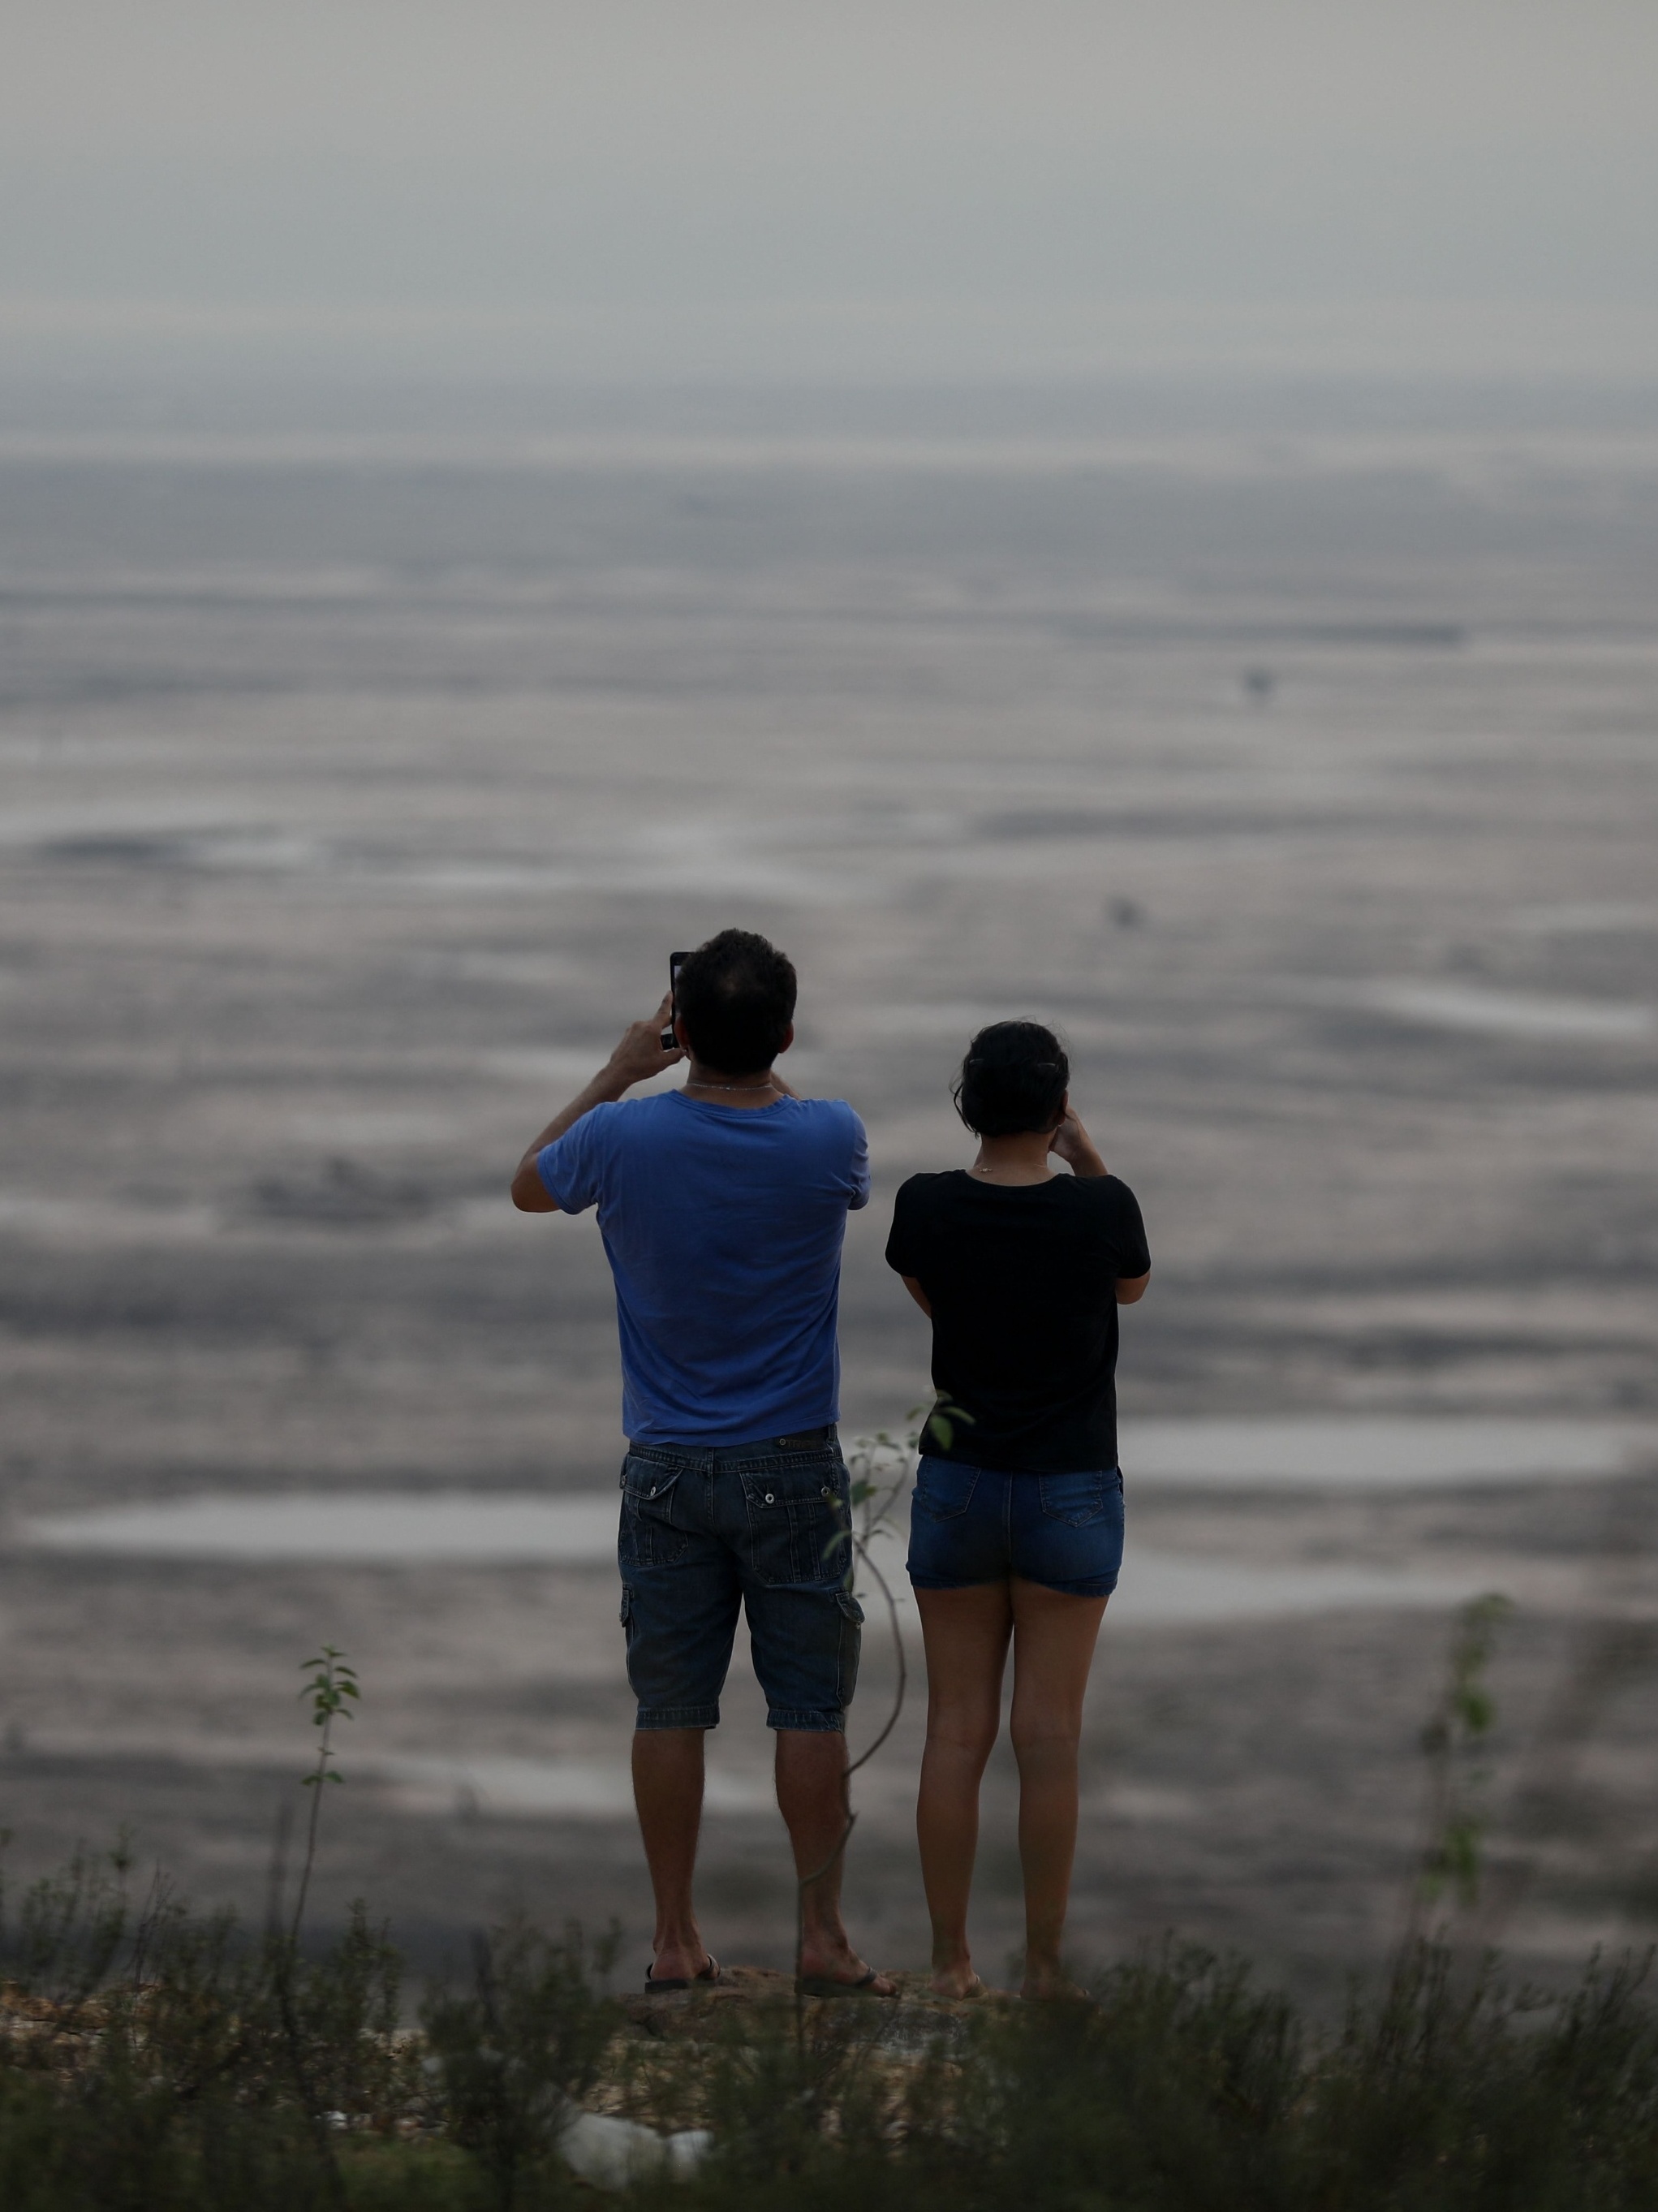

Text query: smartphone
(661, 951), (692, 1050)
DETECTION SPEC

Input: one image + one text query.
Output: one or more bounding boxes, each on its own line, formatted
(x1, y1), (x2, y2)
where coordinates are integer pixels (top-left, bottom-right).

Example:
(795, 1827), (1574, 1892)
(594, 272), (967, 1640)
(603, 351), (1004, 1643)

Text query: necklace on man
(684, 1078), (777, 1095)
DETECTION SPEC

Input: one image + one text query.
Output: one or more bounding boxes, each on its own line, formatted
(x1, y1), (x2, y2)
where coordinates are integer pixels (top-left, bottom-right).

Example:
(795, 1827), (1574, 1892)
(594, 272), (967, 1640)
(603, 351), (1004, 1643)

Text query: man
(511, 929), (893, 1994)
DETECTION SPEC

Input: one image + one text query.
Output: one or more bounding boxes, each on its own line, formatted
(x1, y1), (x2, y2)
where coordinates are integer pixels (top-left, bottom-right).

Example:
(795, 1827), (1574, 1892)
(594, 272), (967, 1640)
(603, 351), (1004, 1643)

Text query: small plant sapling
(291, 1647), (359, 1951)
(1406, 1593), (1513, 1941)
(277, 1646), (361, 2206)
(792, 1396), (971, 2010)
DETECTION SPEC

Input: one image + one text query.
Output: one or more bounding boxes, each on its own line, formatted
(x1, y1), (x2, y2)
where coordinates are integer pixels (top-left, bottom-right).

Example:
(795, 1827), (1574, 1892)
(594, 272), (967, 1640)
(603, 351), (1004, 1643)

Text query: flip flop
(795, 1968), (896, 1999)
(644, 1954), (721, 1992)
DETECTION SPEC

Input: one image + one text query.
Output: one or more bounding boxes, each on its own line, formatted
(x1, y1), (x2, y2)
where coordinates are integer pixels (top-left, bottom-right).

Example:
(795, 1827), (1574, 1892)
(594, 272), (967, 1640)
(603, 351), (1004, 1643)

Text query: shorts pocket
(911, 1456), (979, 1521)
(619, 1457), (690, 1568)
(1036, 1469), (1112, 1529)
(835, 1589), (865, 1710)
(739, 1456), (848, 1588)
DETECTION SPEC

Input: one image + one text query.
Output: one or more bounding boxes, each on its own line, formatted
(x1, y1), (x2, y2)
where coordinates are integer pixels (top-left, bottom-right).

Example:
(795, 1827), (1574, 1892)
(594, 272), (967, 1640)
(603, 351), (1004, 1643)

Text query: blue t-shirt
(537, 1090), (870, 1447)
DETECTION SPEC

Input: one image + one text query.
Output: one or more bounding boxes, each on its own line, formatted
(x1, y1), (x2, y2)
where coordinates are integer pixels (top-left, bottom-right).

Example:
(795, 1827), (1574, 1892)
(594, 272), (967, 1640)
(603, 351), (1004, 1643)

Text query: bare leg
(1007, 1579), (1109, 1999)
(914, 1583), (1014, 1997)
(631, 1729), (713, 1982)
(775, 1730), (896, 1992)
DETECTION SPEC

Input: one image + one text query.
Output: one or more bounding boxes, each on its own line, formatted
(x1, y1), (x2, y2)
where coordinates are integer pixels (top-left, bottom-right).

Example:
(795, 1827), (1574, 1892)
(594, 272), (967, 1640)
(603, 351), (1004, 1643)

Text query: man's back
(511, 929), (894, 1995)
(537, 1089), (869, 1444)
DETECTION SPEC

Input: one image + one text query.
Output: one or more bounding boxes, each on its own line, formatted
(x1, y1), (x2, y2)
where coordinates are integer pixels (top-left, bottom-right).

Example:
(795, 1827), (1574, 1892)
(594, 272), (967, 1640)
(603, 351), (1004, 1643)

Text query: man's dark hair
(952, 1020), (1070, 1138)
(675, 929), (798, 1074)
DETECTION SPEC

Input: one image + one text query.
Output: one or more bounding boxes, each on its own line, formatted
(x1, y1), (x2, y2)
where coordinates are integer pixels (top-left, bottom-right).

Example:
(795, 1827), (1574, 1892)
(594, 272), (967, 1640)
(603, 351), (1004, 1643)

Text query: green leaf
(1457, 1689), (1494, 1735)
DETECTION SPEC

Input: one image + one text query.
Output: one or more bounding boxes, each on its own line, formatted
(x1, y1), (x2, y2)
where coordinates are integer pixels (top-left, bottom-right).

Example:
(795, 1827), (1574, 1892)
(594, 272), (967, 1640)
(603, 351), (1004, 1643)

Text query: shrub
(4, 1846), (1658, 2210)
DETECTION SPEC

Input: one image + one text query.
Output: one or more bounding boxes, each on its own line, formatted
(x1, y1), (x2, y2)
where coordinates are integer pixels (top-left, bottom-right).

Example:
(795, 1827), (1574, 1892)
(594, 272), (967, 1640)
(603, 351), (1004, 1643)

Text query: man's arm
(510, 994), (683, 1214)
(1115, 1270), (1151, 1305)
(900, 1274), (932, 1317)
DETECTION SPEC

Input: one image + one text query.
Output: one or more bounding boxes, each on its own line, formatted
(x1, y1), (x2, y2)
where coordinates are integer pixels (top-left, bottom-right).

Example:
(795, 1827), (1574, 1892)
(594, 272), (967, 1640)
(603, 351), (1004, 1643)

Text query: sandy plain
(1, 390), (1656, 2007)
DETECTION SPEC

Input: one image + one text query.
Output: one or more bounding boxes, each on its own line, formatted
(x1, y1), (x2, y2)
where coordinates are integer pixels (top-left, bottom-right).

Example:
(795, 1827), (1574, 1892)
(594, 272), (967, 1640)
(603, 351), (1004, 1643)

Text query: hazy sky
(6, 1), (1657, 382)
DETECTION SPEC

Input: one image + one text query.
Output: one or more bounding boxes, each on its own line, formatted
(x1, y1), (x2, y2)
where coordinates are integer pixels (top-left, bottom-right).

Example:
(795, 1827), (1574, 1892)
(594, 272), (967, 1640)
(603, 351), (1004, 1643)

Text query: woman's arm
(1050, 1106), (1148, 1300)
(1048, 1106), (1108, 1178)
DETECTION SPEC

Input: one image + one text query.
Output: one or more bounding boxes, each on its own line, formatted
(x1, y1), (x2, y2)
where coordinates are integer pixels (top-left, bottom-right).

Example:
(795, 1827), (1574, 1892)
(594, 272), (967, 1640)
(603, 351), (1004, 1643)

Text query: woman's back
(890, 1016), (1150, 1999)
(888, 1166), (1148, 1473)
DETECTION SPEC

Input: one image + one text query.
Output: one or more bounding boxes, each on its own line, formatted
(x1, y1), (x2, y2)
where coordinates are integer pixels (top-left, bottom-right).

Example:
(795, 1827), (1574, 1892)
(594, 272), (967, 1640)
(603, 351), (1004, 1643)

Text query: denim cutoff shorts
(907, 1455), (1124, 1597)
(618, 1433), (863, 1733)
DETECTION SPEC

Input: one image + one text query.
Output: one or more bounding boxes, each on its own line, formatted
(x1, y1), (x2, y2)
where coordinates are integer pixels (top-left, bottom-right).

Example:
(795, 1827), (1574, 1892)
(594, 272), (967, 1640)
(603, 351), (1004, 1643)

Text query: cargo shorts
(618, 1431), (864, 1733)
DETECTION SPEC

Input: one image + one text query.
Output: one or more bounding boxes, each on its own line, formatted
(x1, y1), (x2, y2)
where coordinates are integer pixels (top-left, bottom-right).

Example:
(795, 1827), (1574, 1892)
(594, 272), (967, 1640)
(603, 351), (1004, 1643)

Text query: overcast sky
(6, 1), (1657, 382)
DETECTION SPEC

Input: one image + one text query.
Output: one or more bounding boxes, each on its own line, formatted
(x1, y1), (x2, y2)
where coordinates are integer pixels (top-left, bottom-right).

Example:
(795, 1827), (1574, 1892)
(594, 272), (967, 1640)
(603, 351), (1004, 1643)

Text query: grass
(3, 1579), (1652, 2204)
(4, 1840), (1658, 2209)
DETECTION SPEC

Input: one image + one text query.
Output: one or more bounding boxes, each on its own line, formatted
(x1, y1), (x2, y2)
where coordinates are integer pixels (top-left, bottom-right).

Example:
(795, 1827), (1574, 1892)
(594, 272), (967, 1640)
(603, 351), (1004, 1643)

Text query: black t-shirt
(885, 1171), (1150, 1474)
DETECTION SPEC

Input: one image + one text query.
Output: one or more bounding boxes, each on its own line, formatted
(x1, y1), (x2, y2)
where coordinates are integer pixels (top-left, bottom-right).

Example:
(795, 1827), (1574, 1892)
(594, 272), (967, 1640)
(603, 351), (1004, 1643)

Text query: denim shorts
(618, 1434), (863, 1733)
(907, 1456), (1124, 1597)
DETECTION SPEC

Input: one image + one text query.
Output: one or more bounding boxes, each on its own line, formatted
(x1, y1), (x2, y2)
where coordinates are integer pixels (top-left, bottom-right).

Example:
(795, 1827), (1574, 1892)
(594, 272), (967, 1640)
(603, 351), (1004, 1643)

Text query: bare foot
(929, 1966), (986, 2000)
(1020, 1968), (1092, 2003)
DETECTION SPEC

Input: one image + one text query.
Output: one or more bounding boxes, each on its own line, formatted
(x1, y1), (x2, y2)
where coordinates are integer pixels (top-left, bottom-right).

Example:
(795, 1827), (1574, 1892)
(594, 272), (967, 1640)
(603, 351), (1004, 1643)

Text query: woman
(885, 1021), (1150, 1999)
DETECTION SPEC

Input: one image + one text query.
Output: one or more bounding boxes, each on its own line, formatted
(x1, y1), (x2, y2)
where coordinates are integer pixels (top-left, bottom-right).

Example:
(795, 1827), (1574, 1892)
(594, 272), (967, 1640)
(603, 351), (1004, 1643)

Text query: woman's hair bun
(951, 1020), (1070, 1138)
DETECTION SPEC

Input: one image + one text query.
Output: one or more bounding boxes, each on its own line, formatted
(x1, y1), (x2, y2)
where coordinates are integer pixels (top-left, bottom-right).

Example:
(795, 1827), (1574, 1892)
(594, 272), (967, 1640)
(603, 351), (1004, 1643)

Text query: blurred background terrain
(2, 3), (1656, 2007)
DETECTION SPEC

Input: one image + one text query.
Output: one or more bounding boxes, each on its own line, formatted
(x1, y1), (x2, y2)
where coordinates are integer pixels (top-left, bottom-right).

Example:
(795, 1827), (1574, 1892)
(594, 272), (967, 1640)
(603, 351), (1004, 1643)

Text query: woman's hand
(1049, 1107), (1108, 1178)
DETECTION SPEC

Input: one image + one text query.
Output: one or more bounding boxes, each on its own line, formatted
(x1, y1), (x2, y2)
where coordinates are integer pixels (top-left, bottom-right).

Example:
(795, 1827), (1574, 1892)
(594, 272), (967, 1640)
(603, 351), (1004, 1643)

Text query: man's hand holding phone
(609, 994), (686, 1089)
